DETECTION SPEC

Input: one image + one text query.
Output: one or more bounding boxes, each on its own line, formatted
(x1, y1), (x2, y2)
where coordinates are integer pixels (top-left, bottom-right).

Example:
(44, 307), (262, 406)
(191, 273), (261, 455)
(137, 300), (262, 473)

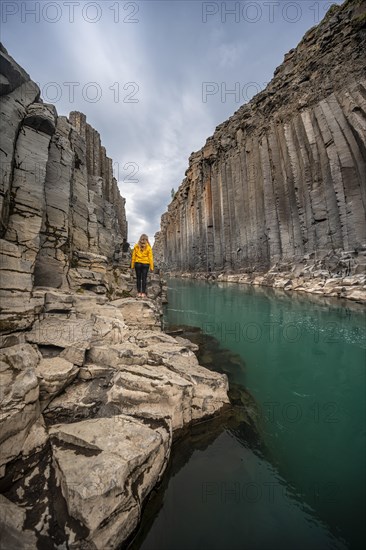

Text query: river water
(129, 279), (365, 550)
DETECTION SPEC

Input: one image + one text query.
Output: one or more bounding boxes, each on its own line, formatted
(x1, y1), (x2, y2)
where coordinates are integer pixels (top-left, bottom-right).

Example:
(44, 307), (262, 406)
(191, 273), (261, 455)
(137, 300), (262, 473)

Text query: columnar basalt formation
(0, 44), (128, 332)
(155, 0), (366, 293)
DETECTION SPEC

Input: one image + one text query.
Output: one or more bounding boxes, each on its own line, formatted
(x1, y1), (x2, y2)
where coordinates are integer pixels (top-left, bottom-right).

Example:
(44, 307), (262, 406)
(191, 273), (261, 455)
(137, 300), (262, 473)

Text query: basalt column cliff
(0, 44), (127, 332)
(156, 0), (366, 290)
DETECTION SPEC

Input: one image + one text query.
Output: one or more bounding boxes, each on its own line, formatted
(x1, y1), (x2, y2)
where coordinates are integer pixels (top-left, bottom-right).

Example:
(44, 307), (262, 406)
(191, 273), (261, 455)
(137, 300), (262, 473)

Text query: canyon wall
(0, 46), (230, 548)
(0, 44), (128, 332)
(155, 0), (366, 280)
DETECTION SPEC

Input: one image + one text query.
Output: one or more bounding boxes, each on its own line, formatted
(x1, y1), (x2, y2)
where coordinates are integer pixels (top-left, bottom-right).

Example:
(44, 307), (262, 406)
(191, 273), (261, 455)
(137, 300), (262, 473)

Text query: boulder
(50, 415), (170, 549)
(36, 357), (78, 404)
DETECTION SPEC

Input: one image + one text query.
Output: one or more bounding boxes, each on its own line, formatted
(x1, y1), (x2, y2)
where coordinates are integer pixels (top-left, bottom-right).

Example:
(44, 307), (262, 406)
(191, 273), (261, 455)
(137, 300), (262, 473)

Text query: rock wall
(0, 44), (128, 333)
(155, 0), (366, 283)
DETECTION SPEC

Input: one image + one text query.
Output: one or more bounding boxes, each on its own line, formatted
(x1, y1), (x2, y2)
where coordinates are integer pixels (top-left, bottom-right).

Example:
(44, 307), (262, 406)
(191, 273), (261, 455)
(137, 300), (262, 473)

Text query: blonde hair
(138, 234), (149, 249)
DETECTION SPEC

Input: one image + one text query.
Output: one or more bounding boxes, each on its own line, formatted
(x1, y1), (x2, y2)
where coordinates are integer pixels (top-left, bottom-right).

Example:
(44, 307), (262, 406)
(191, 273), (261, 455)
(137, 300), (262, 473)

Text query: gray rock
(0, 44), (33, 93)
(0, 58), (128, 333)
(23, 102), (57, 136)
(36, 357), (78, 403)
(155, 0), (366, 293)
(50, 415), (170, 549)
(0, 494), (38, 549)
(26, 317), (94, 348)
(0, 344), (41, 473)
(0, 343), (41, 370)
(111, 298), (161, 330)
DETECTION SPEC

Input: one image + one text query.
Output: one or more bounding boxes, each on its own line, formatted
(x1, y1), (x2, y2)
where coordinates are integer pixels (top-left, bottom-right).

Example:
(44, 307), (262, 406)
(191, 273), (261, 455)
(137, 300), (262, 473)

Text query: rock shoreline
(0, 292), (230, 549)
(167, 267), (366, 304)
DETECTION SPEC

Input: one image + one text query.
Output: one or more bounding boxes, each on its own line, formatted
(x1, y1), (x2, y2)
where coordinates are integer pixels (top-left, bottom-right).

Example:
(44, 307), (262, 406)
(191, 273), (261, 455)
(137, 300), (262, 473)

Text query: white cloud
(218, 43), (245, 68)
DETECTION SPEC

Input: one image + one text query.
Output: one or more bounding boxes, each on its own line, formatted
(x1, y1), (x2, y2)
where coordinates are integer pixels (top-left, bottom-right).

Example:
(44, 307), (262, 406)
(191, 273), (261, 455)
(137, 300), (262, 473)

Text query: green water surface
(130, 279), (366, 550)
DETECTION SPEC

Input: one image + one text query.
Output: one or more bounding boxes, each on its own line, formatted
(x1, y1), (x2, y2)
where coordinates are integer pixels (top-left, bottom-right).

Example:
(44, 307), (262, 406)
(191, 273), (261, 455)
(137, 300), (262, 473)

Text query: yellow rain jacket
(131, 243), (154, 271)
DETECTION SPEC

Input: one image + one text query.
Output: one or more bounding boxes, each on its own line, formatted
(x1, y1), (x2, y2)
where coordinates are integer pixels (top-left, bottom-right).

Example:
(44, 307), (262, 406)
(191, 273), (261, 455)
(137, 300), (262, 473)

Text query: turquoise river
(128, 279), (366, 550)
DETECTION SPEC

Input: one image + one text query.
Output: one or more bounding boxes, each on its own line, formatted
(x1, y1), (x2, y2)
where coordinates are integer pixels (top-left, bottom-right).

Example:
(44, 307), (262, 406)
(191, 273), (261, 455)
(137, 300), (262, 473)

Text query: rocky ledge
(0, 293), (229, 549)
(172, 246), (366, 304)
(161, 235), (366, 302)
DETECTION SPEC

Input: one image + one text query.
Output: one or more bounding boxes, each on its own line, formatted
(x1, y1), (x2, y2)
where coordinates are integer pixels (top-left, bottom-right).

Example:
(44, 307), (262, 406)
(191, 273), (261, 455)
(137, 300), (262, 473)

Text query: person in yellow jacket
(131, 234), (154, 298)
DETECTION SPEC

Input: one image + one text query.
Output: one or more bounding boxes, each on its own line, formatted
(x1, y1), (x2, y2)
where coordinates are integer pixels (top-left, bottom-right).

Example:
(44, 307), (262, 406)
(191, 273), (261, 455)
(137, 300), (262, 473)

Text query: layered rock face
(0, 44), (128, 333)
(155, 0), (366, 291)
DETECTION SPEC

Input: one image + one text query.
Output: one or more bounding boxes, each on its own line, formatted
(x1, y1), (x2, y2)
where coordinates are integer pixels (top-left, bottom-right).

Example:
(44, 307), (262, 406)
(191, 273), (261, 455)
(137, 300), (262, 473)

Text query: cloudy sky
(2, 0), (343, 244)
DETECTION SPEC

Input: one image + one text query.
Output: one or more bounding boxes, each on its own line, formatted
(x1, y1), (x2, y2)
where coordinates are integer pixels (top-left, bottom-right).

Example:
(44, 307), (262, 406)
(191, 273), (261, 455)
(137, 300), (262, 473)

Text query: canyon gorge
(154, 0), (366, 302)
(1, 0), (366, 547)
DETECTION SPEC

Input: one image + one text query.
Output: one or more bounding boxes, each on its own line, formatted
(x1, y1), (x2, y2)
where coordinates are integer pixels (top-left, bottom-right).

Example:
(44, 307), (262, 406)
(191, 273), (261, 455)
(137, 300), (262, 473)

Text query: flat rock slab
(27, 318), (93, 347)
(110, 298), (161, 329)
(50, 415), (169, 549)
(87, 343), (150, 367)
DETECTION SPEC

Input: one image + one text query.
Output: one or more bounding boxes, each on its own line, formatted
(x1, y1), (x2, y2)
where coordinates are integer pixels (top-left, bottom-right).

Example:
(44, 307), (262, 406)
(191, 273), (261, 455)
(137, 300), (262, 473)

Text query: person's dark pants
(135, 262), (149, 293)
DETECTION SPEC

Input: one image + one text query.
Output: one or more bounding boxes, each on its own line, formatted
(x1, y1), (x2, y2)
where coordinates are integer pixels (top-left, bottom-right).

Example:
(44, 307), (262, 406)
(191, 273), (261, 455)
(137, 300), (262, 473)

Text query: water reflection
(128, 427), (347, 550)
(127, 280), (365, 550)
